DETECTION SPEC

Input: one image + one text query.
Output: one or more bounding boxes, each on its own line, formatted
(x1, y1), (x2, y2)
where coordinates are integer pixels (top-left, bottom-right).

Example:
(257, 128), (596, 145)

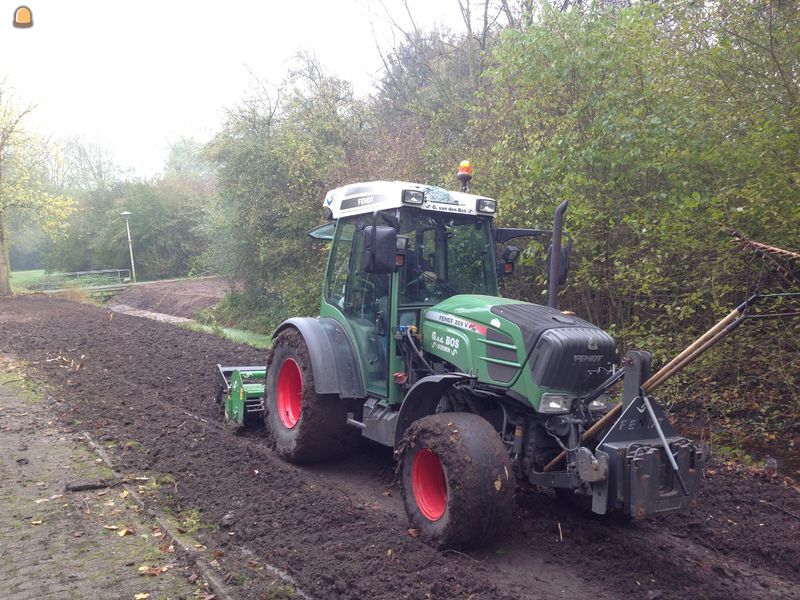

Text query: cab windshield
(399, 209), (497, 305)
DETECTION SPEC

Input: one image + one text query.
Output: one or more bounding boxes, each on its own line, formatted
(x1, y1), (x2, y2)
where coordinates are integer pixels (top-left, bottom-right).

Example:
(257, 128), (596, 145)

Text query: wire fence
(25, 269), (132, 291)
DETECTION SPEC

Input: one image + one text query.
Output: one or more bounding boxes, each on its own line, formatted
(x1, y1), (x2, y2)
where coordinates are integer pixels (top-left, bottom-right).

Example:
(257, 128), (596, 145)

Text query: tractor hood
(422, 295), (615, 393)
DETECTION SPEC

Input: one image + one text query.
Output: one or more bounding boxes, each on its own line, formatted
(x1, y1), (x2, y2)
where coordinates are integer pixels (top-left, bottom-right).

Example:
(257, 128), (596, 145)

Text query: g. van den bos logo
(431, 331), (460, 355)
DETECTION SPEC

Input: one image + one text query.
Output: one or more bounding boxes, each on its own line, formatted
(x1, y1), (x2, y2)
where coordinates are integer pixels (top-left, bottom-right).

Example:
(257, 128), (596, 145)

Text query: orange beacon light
(13, 6), (33, 28)
(457, 160), (473, 192)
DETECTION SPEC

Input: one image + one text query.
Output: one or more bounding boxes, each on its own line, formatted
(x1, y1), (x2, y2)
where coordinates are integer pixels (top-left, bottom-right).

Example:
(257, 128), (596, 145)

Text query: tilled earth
(0, 295), (798, 599)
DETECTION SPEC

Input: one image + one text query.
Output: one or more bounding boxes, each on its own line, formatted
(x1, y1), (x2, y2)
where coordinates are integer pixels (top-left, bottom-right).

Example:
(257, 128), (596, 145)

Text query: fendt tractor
(214, 162), (706, 548)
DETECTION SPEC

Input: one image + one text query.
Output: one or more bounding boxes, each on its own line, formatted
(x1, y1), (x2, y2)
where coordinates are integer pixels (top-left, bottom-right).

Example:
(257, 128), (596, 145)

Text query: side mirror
(498, 245), (520, 276)
(362, 225), (397, 274)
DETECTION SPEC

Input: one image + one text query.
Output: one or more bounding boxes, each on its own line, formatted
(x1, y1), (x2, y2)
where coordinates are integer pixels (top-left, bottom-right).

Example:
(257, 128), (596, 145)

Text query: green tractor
(215, 164), (705, 548)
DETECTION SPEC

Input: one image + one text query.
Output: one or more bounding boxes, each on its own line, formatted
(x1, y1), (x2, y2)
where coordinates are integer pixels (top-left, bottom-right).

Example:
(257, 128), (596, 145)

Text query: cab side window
(325, 220), (356, 307)
(345, 223), (391, 323)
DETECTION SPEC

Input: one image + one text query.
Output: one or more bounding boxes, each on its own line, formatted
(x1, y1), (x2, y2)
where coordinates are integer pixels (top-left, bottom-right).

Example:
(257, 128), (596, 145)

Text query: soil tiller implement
(214, 365), (266, 426)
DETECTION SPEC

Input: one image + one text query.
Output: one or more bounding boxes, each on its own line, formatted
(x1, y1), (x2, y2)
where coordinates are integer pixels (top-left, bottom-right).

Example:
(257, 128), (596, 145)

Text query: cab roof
(323, 181), (497, 220)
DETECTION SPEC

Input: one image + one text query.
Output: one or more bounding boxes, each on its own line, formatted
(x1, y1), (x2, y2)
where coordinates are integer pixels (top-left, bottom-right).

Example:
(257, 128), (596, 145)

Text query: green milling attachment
(226, 369), (266, 424)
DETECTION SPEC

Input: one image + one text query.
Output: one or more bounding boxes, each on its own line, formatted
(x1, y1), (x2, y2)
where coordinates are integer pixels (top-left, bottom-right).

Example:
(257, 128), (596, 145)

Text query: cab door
(323, 215), (391, 397)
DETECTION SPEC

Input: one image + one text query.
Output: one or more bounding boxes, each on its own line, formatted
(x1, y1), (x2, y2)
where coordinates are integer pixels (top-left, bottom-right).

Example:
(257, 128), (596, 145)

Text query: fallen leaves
(137, 564), (172, 576)
(34, 493), (64, 504)
(133, 593), (149, 600)
(494, 475), (503, 492)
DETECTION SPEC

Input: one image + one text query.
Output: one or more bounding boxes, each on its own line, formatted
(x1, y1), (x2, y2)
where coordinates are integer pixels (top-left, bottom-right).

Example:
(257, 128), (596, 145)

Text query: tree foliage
(0, 85), (74, 295)
(202, 62), (369, 327)
(474, 0), (799, 428)
(41, 140), (213, 280)
(203, 0), (798, 441)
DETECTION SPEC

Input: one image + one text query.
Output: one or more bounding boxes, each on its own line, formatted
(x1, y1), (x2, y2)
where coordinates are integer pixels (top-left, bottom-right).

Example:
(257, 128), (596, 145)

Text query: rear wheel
(265, 328), (359, 463)
(399, 412), (515, 549)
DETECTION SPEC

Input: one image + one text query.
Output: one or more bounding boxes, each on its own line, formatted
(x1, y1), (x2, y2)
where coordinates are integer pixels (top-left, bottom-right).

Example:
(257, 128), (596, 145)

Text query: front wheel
(265, 328), (359, 463)
(399, 412), (515, 549)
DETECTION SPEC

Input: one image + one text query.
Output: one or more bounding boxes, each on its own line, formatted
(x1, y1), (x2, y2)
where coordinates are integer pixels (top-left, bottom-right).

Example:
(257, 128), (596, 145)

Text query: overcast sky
(2, 0), (464, 176)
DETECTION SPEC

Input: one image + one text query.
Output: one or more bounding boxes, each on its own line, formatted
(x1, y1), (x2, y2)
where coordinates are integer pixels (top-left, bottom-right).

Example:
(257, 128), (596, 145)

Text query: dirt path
(112, 277), (232, 319)
(0, 296), (798, 600)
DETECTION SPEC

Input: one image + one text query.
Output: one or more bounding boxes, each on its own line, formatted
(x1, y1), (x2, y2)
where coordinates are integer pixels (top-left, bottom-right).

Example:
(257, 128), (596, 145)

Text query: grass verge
(10, 269), (46, 291)
(179, 321), (272, 349)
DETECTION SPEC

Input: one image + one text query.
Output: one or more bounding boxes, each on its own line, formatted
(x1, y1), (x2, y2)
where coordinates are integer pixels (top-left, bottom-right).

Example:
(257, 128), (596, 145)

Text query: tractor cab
(309, 180), (503, 401)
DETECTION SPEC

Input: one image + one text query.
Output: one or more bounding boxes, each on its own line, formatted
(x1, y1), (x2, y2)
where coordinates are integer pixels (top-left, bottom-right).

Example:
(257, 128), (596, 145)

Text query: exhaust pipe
(547, 200), (568, 309)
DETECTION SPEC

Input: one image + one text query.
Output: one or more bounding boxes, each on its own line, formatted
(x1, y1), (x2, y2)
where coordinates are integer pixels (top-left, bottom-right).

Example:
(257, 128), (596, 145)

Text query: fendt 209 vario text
(215, 163), (706, 548)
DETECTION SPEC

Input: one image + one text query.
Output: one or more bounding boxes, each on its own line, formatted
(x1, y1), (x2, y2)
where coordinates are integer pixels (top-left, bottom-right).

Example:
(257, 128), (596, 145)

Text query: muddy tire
(265, 328), (359, 463)
(399, 412), (515, 549)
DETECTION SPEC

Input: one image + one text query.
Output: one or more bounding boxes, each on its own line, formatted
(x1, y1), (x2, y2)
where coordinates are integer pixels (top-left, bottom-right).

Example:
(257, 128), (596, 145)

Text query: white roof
(323, 181), (497, 219)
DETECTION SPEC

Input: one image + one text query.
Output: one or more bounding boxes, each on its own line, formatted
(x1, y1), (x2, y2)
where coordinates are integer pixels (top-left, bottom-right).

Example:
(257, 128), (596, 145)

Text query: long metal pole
(124, 218), (137, 283)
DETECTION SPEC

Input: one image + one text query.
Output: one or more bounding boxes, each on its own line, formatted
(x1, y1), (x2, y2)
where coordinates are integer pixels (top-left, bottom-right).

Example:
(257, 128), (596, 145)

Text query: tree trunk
(0, 209), (12, 296)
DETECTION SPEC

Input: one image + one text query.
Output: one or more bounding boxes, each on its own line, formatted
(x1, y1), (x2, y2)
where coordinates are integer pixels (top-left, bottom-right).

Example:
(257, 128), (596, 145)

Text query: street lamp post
(120, 211), (137, 283)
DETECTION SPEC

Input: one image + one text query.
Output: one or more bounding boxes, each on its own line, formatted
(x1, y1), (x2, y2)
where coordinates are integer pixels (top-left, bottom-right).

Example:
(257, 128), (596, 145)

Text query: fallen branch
(65, 478), (125, 492)
(442, 548), (481, 562)
(760, 499), (800, 520)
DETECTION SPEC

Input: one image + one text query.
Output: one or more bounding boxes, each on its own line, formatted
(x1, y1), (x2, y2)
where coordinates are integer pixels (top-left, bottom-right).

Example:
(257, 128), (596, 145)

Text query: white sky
(1, 0), (464, 177)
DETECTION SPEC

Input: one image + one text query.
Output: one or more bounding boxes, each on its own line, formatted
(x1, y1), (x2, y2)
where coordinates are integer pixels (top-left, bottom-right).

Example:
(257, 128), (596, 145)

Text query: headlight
(402, 189), (424, 205)
(540, 393), (573, 414)
(588, 394), (610, 413)
(477, 198), (497, 213)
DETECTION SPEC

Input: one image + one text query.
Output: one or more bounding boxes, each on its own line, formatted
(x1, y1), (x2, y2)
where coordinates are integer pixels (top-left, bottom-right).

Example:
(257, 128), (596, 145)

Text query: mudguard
(393, 373), (469, 448)
(274, 317), (365, 399)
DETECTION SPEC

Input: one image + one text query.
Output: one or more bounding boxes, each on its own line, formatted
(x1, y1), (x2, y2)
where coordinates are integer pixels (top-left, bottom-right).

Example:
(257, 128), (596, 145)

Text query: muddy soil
(112, 276), (232, 318)
(0, 296), (798, 600)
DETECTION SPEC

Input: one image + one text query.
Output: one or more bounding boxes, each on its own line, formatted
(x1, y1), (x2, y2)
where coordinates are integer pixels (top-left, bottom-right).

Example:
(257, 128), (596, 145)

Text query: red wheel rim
(276, 358), (302, 428)
(411, 448), (447, 521)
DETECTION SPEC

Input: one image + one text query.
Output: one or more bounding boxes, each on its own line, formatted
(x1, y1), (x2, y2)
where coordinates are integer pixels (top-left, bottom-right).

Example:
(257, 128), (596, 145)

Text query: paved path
(108, 303), (194, 324)
(0, 370), (202, 600)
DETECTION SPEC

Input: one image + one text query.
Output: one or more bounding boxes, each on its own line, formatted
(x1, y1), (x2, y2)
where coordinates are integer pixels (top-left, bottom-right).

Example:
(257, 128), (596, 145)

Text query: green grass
(179, 321), (272, 348)
(11, 269), (128, 292)
(10, 269), (46, 291)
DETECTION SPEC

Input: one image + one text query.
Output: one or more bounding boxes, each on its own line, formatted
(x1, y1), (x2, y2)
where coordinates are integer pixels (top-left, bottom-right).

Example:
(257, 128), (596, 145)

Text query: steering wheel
(404, 269), (458, 297)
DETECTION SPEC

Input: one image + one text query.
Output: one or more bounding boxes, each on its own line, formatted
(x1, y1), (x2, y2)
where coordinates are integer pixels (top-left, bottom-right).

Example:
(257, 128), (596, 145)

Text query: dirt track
(113, 276), (232, 318)
(1, 295), (798, 599)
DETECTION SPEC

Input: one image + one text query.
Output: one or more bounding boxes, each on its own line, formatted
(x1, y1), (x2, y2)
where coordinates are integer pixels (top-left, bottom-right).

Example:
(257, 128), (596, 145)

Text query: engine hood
(422, 294), (513, 336)
(423, 294), (603, 349)
(422, 294), (615, 394)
